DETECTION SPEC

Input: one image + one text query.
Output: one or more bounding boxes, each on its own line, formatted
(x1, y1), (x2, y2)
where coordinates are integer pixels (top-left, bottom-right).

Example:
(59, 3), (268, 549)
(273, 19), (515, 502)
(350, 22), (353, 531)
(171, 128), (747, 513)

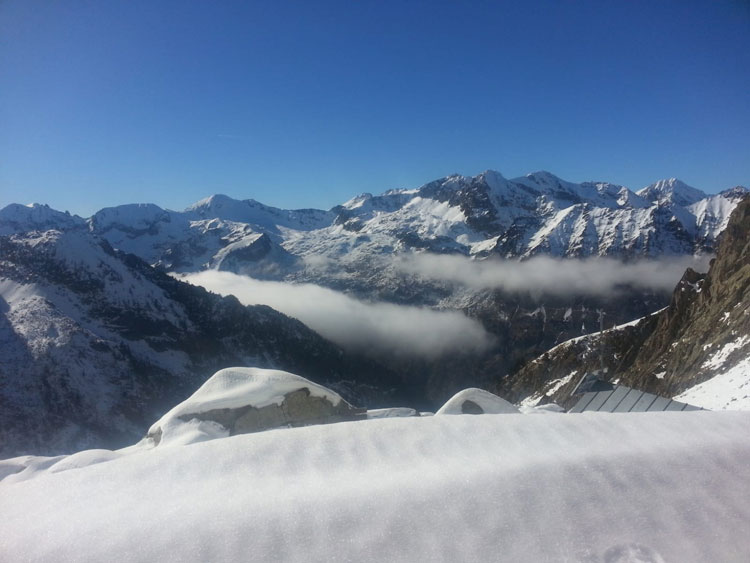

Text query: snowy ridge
(2, 170), (745, 275)
(186, 193), (334, 231)
(0, 203), (85, 235)
(637, 178), (707, 207)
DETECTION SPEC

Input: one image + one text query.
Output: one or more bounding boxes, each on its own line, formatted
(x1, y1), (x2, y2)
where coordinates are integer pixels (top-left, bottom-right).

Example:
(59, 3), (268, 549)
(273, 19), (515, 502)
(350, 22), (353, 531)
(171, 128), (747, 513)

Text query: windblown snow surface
(2, 411), (750, 562)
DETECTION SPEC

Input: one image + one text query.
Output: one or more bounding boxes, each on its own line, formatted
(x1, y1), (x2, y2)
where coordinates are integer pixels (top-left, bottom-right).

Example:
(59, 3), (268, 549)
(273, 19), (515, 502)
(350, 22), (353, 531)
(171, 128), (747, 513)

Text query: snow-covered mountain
(0, 229), (401, 457)
(0, 203), (85, 236)
(503, 195), (750, 410)
(1, 170), (747, 451)
(77, 171), (745, 397)
(66, 172), (746, 277)
(5, 171), (742, 289)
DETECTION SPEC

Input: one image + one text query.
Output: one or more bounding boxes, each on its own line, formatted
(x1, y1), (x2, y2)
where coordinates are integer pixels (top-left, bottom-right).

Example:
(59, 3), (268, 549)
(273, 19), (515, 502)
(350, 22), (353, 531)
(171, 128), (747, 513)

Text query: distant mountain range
(1, 170), (747, 455)
(3, 171), (746, 277)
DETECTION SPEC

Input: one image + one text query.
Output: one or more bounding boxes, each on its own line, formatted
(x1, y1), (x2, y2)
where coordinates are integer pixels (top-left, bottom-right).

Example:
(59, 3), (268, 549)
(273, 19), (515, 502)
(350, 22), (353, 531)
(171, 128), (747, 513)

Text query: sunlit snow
(675, 356), (750, 410)
(1, 411), (749, 562)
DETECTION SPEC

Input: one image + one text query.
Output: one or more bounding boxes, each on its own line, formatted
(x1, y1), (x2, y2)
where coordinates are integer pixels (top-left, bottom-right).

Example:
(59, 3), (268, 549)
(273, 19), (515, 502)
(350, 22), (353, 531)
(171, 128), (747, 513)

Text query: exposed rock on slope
(501, 196), (750, 409)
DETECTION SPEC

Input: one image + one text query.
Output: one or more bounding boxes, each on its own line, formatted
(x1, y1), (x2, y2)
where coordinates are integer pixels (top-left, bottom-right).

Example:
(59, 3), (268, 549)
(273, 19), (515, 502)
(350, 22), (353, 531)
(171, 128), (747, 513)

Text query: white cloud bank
(393, 254), (710, 296)
(181, 271), (494, 359)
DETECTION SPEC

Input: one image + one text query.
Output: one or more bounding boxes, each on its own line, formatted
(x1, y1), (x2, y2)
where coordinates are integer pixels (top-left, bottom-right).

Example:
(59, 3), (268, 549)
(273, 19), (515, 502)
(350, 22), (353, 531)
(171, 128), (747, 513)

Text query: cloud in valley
(393, 253), (710, 296)
(181, 271), (495, 359)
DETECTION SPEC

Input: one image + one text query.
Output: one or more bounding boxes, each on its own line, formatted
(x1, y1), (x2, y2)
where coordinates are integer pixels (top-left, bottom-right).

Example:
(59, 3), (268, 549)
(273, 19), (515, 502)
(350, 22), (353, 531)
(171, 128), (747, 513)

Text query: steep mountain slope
(0, 229), (400, 457)
(501, 196), (750, 409)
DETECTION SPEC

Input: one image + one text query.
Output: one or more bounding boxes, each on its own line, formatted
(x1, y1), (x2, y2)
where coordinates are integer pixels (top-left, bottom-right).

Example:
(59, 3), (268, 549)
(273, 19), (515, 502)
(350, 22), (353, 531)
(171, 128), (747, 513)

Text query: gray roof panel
(648, 396), (672, 411)
(630, 391), (658, 412)
(568, 392), (599, 413)
(613, 389), (645, 412)
(600, 385), (631, 412)
(582, 390), (614, 412)
(565, 379), (704, 413)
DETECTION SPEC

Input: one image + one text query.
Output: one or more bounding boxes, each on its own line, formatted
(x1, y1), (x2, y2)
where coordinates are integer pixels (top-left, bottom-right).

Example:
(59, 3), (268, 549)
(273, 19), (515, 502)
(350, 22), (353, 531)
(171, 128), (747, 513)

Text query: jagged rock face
(0, 230), (400, 457)
(623, 196), (750, 395)
(501, 196), (750, 408)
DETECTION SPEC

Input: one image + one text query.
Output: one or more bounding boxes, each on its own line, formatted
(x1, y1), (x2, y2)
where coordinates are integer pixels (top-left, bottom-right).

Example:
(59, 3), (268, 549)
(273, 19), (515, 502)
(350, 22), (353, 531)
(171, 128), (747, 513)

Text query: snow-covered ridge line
(532, 306), (669, 360)
(2, 170), (746, 268)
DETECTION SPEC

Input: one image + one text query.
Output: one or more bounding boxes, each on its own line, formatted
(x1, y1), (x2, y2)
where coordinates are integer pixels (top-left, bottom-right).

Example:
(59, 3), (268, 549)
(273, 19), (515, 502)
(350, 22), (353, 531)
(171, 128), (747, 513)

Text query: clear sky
(1, 0), (749, 217)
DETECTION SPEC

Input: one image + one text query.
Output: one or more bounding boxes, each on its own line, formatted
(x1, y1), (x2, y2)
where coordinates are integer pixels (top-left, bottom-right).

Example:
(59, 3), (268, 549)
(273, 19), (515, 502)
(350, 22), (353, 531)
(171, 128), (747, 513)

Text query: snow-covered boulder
(435, 388), (519, 415)
(147, 367), (365, 446)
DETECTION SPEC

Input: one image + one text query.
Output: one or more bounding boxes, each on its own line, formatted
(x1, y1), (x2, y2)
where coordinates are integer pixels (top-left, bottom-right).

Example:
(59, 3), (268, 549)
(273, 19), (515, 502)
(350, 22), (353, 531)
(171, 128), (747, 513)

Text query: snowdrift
(2, 411), (749, 562)
(436, 387), (519, 414)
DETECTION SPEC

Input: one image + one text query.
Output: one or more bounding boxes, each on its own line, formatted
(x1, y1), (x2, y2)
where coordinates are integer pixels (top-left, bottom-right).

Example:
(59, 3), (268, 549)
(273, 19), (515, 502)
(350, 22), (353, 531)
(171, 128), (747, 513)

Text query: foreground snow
(2, 412), (749, 562)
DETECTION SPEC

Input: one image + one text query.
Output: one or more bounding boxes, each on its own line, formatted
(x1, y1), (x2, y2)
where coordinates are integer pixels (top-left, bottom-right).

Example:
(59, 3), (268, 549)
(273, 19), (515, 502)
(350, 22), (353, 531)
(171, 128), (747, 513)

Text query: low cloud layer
(393, 254), (710, 296)
(182, 271), (494, 359)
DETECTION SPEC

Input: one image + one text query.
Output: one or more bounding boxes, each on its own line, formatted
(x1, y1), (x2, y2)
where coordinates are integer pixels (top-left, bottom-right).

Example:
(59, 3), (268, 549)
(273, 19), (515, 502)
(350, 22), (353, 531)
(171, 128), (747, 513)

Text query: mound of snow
(435, 388), (519, 415)
(147, 367), (358, 447)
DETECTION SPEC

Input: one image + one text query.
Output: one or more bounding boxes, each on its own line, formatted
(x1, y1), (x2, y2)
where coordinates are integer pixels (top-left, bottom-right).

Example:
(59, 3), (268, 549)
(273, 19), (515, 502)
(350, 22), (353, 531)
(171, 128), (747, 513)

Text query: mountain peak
(720, 186), (749, 198)
(523, 170), (564, 185)
(341, 193), (374, 210)
(186, 193), (239, 212)
(0, 202), (84, 235)
(637, 178), (706, 206)
(477, 169), (507, 185)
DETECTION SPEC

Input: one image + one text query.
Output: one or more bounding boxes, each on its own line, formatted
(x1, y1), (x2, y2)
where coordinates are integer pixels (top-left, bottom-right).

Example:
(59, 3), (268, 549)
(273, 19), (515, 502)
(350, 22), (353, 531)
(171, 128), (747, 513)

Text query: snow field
(2, 411), (749, 562)
(676, 356), (750, 410)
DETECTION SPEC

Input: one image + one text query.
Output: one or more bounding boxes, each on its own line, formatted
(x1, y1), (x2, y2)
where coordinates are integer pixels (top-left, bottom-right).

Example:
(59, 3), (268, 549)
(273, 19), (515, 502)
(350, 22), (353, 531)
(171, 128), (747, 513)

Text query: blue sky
(1, 0), (749, 216)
